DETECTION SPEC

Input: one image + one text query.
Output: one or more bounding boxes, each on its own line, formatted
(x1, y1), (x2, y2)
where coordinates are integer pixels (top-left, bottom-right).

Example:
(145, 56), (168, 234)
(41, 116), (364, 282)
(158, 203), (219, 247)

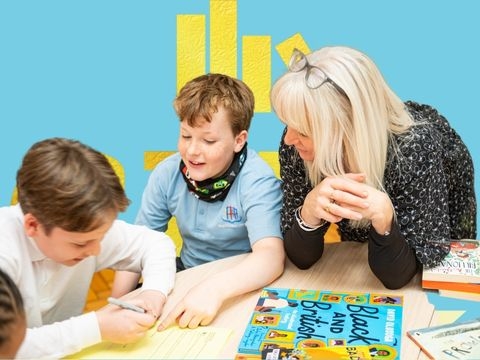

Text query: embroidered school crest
(222, 205), (242, 223)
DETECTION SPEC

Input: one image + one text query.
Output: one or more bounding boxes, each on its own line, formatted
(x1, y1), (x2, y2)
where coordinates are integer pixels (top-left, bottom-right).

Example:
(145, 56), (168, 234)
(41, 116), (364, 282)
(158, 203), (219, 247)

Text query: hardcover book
(236, 287), (403, 360)
(422, 240), (480, 283)
(407, 317), (480, 360)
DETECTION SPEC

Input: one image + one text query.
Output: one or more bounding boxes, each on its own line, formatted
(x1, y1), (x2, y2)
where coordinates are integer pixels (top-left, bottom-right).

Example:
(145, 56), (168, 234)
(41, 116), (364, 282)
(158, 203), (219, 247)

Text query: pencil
(107, 297), (146, 313)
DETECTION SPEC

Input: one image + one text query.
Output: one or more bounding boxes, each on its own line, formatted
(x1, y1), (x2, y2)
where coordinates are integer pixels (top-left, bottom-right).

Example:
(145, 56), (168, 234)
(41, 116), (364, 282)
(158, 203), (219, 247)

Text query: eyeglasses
(289, 48), (344, 93)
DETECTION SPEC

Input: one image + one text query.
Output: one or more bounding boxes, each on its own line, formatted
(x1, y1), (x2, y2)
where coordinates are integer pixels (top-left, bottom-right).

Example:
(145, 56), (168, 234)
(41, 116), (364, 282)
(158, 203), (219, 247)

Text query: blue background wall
(1, 0), (478, 225)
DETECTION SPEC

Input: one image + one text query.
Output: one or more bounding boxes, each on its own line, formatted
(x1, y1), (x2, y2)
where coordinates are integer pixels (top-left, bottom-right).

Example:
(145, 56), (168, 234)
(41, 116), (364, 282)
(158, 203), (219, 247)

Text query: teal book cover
(237, 287), (403, 360)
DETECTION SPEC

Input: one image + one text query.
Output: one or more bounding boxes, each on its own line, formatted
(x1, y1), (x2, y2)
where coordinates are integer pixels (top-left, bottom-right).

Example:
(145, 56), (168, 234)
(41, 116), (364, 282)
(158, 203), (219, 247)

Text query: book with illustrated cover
(422, 240), (480, 283)
(407, 317), (480, 360)
(236, 287), (403, 360)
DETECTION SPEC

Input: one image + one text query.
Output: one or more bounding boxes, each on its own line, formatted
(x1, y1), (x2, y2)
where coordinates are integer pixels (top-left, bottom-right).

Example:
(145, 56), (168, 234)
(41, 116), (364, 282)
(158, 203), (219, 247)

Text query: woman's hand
(301, 173), (393, 235)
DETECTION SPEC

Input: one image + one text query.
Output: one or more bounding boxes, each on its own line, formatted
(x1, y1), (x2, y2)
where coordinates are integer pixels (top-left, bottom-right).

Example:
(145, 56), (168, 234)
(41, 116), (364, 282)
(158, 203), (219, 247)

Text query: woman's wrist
(295, 206), (327, 231)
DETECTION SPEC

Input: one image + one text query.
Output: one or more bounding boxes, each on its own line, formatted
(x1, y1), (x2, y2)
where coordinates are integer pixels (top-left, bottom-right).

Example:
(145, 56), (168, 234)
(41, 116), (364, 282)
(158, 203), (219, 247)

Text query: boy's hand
(130, 289), (166, 320)
(157, 282), (223, 330)
(96, 302), (156, 343)
(96, 289), (165, 343)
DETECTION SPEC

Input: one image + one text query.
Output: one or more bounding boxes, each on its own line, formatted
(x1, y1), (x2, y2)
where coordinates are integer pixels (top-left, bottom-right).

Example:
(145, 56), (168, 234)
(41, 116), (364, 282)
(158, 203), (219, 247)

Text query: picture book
(236, 287), (403, 360)
(407, 317), (480, 360)
(422, 240), (480, 283)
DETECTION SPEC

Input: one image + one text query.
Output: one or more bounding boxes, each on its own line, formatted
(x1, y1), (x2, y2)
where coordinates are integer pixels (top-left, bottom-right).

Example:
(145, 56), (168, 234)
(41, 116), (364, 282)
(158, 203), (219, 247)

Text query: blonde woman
(271, 46), (476, 289)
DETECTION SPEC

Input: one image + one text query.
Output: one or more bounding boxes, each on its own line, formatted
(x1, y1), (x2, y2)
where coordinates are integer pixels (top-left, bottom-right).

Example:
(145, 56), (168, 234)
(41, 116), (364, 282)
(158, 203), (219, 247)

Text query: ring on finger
(325, 205), (331, 213)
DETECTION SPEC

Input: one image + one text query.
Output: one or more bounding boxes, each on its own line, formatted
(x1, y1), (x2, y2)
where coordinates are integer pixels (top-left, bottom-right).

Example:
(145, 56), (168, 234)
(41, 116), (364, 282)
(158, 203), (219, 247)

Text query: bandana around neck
(179, 144), (248, 202)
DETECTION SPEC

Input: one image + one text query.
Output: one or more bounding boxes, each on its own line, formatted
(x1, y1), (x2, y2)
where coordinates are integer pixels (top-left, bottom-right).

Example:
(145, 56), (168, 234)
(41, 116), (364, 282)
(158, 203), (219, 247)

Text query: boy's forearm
(209, 239), (285, 301)
(111, 271), (142, 298)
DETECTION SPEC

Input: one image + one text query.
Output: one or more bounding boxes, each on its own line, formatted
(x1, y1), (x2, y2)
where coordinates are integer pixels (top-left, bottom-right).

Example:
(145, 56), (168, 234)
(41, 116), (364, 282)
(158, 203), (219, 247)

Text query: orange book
(422, 279), (480, 293)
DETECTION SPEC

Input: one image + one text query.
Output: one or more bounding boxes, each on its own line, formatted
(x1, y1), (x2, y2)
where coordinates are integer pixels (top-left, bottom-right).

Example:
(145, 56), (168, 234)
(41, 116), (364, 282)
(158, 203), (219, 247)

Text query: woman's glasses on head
(288, 48), (344, 94)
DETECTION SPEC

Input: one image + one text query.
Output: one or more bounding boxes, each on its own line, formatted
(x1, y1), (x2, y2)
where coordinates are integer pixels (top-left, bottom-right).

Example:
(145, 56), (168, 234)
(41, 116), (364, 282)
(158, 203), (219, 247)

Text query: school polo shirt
(136, 149), (283, 268)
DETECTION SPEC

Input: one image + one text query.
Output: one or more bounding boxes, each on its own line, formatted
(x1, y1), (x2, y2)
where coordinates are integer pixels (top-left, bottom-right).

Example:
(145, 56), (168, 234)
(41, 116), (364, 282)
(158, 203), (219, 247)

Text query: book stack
(236, 287), (403, 360)
(422, 239), (480, 301)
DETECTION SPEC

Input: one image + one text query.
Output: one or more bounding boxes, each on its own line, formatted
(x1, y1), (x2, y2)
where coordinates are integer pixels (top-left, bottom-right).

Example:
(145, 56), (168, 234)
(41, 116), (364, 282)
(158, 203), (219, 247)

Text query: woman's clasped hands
(301, 173), (393, 235)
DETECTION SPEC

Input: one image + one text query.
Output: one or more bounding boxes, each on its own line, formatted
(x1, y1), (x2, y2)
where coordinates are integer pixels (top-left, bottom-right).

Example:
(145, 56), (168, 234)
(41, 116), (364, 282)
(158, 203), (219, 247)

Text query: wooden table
(163, 242), (434, 360)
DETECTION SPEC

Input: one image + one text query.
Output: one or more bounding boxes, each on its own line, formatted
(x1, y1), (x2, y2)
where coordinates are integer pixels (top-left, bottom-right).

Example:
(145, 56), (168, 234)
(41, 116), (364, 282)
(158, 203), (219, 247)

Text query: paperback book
(422, 280), (480, 294)
(422, 240), (480, 283)
(236, 287), (403, 360)
(407, 317), (480, 360)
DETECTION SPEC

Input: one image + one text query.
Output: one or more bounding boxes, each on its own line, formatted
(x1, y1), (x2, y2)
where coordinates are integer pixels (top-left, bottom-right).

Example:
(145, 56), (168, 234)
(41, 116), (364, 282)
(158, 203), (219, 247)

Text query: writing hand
(96, 301), (157, 344)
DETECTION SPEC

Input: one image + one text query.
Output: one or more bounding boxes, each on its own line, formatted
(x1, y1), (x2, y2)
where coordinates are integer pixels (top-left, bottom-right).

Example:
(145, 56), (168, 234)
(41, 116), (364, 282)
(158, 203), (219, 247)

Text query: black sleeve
(279, 127), (328, 269)
(368, 221), (419, 289)
(284, 221), (330, 269)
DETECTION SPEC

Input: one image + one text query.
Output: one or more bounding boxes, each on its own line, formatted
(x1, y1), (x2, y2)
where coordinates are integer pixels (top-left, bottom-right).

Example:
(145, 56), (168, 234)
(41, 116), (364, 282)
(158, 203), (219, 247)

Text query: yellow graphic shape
(144, 151), (175, 171)
(10, 154), (125, 205)
(105, 154), (125, 189)
(275, 33), (311, 66)
(243, 35), (271, 113)
(210, 0), (237, 76)
(176, 14), (206, 93)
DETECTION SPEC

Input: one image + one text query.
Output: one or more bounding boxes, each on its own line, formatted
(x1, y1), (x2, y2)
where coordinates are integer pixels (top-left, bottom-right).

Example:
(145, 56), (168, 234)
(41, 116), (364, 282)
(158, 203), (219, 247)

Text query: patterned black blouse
(279, 101), (477, 289)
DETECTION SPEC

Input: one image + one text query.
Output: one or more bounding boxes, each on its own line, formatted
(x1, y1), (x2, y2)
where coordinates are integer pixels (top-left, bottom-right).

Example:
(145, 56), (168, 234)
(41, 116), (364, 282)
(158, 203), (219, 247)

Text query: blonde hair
(271, 46), (414, 190)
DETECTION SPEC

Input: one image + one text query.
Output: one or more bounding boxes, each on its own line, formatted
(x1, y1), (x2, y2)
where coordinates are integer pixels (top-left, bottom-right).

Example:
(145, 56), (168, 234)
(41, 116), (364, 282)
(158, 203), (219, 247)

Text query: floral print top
(279, 101), (476, 288)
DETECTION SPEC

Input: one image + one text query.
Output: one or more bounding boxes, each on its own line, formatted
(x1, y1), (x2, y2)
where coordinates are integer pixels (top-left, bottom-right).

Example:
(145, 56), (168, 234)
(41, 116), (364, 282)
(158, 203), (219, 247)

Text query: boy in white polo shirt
(0, 137), (176, 358)
(113, 73), (285, 329)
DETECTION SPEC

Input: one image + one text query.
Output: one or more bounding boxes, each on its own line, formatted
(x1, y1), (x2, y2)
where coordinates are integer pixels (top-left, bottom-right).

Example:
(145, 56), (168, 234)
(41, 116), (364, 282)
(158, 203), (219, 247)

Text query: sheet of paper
(68, 326), (232, 359)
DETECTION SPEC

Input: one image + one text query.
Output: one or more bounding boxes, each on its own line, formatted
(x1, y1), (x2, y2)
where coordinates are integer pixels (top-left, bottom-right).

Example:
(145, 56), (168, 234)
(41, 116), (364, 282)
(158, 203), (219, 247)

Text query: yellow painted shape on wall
(243, 36), (271, 113)
(104, 154), (125, 188)
(177, 14), (206, 93)
(275, 33), (311, 66)
(144, 151), (175, 171)
(210, 0), (237, 76)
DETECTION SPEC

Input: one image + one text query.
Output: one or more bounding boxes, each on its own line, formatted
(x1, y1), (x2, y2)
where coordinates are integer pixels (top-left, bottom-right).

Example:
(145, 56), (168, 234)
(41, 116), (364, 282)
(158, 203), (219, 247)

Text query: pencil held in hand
(107, 297), (146, 313)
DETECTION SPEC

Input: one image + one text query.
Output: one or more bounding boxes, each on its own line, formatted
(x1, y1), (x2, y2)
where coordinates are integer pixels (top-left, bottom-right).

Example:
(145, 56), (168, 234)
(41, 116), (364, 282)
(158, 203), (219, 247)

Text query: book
(422, 239), (480, 283)
(422, 280), (480, 293)
(438, 289), (480, 302)
(236, 287), (403, 360)
(407, 317), (480, 360)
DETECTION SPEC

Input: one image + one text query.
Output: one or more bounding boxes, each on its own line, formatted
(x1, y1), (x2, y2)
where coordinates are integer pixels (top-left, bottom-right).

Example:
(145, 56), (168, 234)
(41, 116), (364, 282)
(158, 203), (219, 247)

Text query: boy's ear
(24, 213), (41, 237)
(234, 130), (248, 153)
